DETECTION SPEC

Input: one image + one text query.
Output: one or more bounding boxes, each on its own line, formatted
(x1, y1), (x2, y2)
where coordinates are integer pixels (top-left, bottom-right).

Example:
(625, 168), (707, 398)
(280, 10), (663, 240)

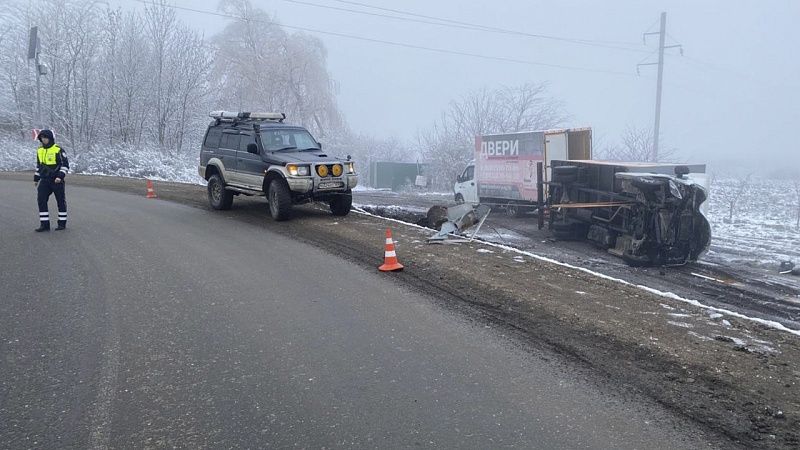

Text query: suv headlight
(346, 162), (355, 174)
(287, 164), (309, 176)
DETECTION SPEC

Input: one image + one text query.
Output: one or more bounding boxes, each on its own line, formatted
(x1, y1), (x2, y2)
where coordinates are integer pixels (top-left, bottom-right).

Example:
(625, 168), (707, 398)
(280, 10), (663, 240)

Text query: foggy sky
(112, 0), (800, 174)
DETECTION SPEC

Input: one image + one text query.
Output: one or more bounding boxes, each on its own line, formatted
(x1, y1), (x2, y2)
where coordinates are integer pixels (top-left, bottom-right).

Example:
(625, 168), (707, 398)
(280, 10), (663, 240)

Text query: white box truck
(453, 128), (592, 216)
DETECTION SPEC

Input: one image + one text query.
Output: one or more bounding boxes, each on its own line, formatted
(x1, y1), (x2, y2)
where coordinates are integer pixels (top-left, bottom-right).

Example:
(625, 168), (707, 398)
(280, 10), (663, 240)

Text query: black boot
(55, 222), (66, 231)
(35, 223), (50, 232)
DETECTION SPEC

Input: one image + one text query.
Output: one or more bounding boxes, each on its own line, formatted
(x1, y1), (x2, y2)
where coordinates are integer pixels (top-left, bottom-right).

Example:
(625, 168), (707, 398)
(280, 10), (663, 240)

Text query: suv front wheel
(268, 179), (292, 221)
(329, 191), (352, 216)
(208, 174), (234, 210)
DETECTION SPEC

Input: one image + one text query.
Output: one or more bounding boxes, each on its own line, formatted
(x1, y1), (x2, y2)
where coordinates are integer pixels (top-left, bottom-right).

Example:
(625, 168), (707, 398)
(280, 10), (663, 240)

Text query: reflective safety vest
(37, 145), (62, 166)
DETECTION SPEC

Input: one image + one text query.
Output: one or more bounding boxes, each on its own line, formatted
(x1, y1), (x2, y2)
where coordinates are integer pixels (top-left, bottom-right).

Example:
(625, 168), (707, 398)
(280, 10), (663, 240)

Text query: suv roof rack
(209, 111), (286, 123)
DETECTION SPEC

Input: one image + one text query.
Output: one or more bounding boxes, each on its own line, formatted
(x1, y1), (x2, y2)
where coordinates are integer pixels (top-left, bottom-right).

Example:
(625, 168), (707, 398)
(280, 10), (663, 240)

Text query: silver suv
(198, 111), (357, 221)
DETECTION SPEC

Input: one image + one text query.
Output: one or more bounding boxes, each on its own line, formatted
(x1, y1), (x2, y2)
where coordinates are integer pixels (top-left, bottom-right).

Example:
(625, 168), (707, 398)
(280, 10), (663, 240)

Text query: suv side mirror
(247, 143), (259, 154)
(317, 142), (323, 150)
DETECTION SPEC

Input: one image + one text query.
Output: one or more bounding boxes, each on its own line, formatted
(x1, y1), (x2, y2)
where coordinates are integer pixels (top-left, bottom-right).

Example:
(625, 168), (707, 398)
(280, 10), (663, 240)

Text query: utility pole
(638, 12), (681, 161)
(27, 26), (47, 128)
(653, 12), (666, 162)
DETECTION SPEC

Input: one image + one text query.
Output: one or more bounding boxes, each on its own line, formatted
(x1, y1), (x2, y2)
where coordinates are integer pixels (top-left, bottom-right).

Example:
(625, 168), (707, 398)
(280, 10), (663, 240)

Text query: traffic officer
(34, 129), (69, 231)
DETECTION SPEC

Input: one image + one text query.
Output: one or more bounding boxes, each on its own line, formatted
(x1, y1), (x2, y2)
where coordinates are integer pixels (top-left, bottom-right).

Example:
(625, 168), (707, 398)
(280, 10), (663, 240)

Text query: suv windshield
(262, 129), (319, 152)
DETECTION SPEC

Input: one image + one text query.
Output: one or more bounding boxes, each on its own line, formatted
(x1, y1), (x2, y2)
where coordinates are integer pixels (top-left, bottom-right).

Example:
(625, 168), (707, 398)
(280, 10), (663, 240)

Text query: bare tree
(600, 125), (678, 162)
(417, 113), (472, 189)
(212, 0), (342, 138)
(713, 174), (752, 223)
(144, 0), (179, 148)
(794, 178), (800, 229)
(324, 128), (414, 186)
(418, 83), (566, 188)
(0, 8), (33, 137)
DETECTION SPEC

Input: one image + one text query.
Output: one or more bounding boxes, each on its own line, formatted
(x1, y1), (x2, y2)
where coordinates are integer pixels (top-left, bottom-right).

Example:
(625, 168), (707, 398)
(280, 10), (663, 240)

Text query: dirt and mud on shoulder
(3, 171), (799, 449)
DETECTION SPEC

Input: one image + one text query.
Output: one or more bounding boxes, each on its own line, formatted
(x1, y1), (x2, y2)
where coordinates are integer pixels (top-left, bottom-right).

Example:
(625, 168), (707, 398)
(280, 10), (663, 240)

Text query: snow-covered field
(706, 178), (800, 266)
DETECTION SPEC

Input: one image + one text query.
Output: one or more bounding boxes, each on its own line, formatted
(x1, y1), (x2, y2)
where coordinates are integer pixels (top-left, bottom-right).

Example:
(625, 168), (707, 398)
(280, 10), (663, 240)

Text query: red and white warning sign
(31, 129), (55, 141)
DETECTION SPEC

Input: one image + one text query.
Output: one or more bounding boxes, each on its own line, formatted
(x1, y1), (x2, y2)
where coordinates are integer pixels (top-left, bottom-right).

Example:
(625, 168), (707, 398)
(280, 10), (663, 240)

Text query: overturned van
(547, 160), (711, 266)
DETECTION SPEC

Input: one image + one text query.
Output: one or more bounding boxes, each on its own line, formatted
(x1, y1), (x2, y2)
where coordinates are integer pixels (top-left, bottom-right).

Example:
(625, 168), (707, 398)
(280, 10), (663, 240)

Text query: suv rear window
(204, 127), (222, 148)
(220, 133), (241, 150)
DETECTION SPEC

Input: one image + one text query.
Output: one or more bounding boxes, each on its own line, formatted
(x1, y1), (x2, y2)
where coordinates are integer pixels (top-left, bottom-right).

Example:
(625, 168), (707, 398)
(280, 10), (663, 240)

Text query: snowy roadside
(0, 138), (203, 185)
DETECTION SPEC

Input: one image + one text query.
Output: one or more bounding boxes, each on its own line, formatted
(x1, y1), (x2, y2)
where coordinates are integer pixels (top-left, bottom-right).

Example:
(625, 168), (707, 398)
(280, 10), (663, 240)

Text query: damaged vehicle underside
(547, 160), (711, 266)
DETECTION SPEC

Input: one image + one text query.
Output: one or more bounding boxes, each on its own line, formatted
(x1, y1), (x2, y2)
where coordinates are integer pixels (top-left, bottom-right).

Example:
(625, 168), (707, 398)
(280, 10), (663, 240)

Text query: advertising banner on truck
(475, 132), (543, 202)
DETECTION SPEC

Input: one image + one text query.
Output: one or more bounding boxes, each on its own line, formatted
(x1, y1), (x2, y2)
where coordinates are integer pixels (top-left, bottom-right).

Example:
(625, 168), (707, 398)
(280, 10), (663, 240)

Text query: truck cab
(453, 163), (478, 204)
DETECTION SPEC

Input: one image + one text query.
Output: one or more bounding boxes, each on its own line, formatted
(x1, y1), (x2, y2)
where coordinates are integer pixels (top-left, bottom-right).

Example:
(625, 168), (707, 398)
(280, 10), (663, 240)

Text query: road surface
(0, 180), (720, 448)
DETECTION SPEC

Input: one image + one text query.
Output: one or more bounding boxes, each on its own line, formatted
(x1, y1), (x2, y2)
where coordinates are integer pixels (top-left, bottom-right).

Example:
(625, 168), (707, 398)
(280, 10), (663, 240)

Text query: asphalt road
(0, 180), (718, 449)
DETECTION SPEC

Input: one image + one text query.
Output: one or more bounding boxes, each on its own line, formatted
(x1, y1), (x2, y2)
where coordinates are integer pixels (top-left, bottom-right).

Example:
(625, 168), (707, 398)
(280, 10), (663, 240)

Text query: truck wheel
(208, 174), (234, 210)
(268, 179), (292, 221)
(454, 194), (464, 204)
(505, 203), (523, 218)
(330, 191), (353, 216)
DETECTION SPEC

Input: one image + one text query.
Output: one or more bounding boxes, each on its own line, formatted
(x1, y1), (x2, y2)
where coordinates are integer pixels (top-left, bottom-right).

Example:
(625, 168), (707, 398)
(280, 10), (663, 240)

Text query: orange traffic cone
(146, 179), (157, 199)
(379, 228), (404, 272)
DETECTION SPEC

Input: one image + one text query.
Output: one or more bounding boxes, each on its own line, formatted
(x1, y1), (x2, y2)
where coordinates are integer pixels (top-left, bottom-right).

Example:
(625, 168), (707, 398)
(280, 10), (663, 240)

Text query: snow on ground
(0, 138), (201, 184)
(706, 178), (800, 266)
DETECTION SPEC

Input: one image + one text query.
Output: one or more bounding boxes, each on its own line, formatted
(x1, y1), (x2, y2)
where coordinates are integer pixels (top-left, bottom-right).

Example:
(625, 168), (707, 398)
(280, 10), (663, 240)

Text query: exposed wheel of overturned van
(207, 173), (234, 210)
(268, 178), (292, 221)
(454, 193), (464, 204)
(505, 203), (526, 218)
(631, 177), (662, 192)
(552, 165), (579, 184)
(329, 191), (353, 216)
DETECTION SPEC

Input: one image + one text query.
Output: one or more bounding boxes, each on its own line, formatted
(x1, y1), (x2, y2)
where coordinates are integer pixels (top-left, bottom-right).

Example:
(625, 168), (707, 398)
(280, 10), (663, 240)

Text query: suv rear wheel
(268, 179), (292, 221)
(208, 174), (234, 210)
(329, 191), (352, 216)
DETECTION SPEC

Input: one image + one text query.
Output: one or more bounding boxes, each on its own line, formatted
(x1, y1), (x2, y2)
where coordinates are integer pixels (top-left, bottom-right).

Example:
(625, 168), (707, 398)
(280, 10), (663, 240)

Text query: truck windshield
(262, 129), (319, 152)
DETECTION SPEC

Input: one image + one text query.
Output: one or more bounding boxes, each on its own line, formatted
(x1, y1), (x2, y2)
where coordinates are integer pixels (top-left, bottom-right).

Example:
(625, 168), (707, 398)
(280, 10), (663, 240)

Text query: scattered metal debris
(779, 261), (799, 276)
(428, 204), (492, 242)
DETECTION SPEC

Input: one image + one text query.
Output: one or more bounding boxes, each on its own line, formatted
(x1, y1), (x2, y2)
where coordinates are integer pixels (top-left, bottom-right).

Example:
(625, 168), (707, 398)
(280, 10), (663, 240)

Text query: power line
(323, 0), (650, 52)
(130, 0), (637, 77)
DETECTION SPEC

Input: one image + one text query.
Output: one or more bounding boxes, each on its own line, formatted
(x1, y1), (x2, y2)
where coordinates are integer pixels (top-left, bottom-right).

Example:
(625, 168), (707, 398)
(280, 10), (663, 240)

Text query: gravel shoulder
(4, 172), (799, 449)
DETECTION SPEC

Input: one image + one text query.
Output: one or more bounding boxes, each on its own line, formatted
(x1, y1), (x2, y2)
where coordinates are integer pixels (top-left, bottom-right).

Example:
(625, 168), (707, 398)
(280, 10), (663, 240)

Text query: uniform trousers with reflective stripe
(37, 178), (67, 228)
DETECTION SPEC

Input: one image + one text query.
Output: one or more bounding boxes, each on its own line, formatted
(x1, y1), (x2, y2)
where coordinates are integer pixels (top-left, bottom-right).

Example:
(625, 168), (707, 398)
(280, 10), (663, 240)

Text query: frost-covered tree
(0, 0), (336, 164)
(600, 125), (678, 162)
(211, 0), (342, 138)
(713, 174), (752, 223)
